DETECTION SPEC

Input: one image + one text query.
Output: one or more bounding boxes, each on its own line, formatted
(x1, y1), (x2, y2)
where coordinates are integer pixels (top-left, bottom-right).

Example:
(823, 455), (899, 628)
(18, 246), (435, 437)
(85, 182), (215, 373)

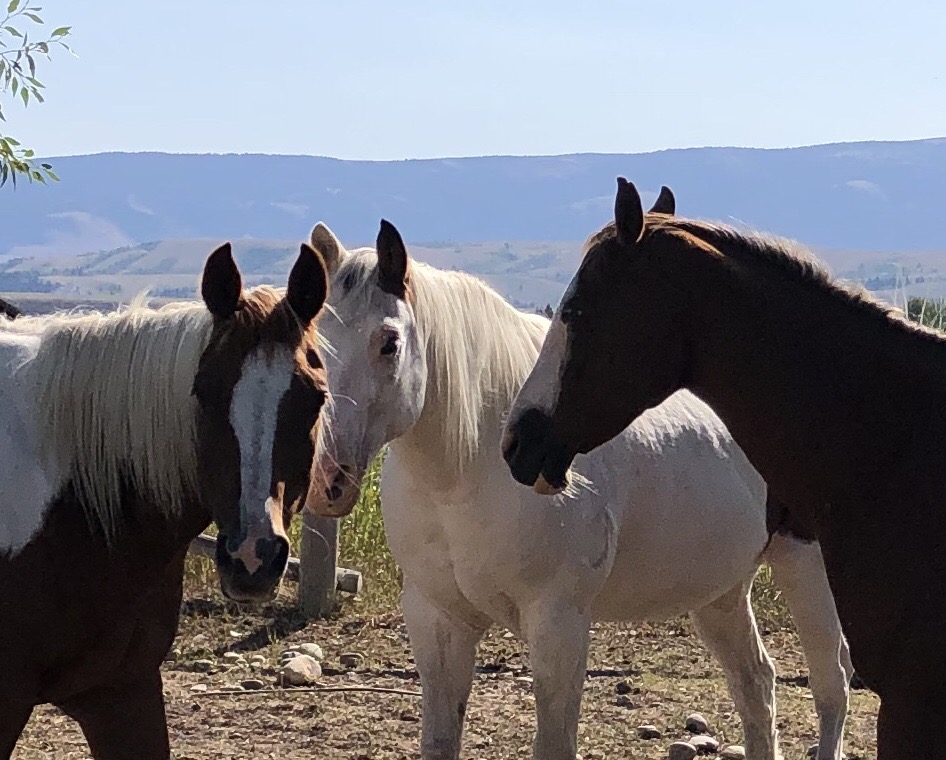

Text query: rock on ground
(689, 734), (719, 753)
(668, 740), (698, 760)
(637, 724), (662, 739)
(279, 654), (322, 686)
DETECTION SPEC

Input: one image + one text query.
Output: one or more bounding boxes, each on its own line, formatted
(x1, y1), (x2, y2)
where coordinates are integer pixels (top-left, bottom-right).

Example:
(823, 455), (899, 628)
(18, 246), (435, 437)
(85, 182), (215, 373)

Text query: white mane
(3, 299), (214, 538)
(334, 250), (549, 472)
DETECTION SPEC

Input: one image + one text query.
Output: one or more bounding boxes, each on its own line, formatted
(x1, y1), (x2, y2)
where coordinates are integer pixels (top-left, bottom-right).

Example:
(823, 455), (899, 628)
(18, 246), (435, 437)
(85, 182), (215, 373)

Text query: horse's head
(503, 180), (688, 495)
(193, 243), (329, 602)
(303, 220), (426, 518)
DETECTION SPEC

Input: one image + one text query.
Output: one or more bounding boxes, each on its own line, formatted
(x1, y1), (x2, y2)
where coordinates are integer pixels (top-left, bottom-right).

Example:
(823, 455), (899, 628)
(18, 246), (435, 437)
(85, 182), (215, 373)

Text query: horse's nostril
(327, 484), (343, 501)
(503, 433), (520, 464)
(256, 536), (289, 571)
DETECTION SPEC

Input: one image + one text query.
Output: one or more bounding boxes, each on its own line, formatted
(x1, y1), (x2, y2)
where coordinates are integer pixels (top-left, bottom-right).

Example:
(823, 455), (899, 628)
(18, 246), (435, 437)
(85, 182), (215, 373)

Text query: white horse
(305, 218), (853, 760)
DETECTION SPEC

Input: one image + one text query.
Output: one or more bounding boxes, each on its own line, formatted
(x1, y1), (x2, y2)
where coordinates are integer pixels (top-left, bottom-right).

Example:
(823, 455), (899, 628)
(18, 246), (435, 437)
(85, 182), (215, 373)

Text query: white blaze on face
(228, 346), (294, 569)
(507, 311), (568, 429)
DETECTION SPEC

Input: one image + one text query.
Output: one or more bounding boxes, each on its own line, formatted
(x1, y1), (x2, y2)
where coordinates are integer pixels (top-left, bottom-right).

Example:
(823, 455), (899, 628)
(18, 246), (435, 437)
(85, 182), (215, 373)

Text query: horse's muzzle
(502, 407), (572, 495)
(215, 533), (289, 603)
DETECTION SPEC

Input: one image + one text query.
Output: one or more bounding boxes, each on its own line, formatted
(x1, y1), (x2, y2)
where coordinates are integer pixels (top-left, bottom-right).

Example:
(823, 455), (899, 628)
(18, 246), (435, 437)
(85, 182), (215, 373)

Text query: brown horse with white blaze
(502, 178), (945, 759)
(0, 243), (329, 758)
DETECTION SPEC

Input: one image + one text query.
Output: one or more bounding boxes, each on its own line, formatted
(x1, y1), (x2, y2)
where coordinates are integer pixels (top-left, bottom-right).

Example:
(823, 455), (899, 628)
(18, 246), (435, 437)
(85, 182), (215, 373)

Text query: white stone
(279, 654), (322, 686)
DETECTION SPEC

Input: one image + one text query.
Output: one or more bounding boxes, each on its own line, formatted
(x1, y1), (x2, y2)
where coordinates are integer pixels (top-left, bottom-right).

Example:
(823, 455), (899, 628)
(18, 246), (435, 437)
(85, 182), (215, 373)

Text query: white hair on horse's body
(2, 298), (215, 539)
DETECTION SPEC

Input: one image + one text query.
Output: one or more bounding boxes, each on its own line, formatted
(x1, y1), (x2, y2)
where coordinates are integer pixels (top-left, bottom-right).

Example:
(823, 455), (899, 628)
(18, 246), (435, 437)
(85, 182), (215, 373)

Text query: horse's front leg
(57, 668), (169, 760)
(690, 580), (781, 760)
(524, 600), (591, 760)
(402, 583), (485, 760)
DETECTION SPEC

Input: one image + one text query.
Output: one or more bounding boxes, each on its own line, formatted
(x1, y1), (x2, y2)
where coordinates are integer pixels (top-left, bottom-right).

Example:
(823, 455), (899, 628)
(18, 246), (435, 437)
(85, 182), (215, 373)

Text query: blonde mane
(334, 250), (549, 472)
(6, 297), (215, 538)
(411, 264), (549, 470)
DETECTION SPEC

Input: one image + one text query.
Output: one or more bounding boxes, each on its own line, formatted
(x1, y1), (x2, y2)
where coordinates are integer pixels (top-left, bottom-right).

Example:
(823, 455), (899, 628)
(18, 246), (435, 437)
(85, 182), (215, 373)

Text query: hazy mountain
(2, 139), (946, 261)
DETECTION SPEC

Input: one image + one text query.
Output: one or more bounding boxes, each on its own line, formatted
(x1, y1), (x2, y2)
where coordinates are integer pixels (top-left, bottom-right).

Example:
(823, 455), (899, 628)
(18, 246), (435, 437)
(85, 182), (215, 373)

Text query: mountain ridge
(2, 138), (946, 259)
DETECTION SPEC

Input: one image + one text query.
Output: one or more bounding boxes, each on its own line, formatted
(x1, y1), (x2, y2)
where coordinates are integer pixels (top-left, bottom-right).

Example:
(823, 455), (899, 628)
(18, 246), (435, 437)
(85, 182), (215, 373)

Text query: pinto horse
(503, 178), (945, 759)
(0, 243), (329, 758)
(305, 217), (852, 760)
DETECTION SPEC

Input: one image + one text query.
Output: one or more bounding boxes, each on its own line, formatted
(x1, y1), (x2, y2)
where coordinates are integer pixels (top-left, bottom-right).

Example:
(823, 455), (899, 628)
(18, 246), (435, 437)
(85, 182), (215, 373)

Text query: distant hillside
(4, 233), (945, 312)
(0, 238), (585, 309)
(2, 139), (946, 261)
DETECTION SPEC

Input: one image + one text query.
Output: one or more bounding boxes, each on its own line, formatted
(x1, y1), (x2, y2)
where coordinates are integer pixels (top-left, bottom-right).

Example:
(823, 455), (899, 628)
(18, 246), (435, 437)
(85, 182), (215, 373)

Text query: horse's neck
(392, 286), (542, 492)
(393, 393), (508, 490)
(0, 315), (207, 557)
(690, 259), (946, 515)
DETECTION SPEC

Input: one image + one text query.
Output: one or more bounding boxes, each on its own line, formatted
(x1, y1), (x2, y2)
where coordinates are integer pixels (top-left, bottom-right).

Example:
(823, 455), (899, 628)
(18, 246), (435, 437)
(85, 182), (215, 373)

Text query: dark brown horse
(0, 243), (329, 758)
(502, 178), (944, 759)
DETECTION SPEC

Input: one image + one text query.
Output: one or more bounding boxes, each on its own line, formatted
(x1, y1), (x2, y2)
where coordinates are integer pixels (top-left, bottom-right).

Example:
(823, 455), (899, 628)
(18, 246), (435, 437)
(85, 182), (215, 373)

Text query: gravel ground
(14, 596), (879, 759)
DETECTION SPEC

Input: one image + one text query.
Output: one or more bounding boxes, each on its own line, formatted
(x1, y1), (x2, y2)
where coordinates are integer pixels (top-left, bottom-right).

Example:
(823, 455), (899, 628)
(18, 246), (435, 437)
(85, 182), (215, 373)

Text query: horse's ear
(309, 222), (346, 277)
(615, 177), (645, 246)
(201, 242), (243, 319)
(287, 243), (329, 326)
(648, 185), (675, 216)
(376, 219), (410, 299)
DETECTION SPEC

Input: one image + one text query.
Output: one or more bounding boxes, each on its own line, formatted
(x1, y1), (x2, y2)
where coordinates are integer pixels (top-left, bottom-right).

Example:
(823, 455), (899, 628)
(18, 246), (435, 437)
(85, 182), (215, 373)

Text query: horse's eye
(380, 334), (399, 356)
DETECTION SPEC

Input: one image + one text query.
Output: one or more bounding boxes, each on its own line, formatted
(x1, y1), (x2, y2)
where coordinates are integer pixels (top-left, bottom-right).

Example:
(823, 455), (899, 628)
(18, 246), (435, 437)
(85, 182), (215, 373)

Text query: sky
(8, 0), (946, 160)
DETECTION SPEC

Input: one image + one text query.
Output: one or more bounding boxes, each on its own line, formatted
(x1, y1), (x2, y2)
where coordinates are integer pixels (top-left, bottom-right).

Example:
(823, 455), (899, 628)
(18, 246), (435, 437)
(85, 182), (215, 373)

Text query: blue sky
(10, 0), (946, 160)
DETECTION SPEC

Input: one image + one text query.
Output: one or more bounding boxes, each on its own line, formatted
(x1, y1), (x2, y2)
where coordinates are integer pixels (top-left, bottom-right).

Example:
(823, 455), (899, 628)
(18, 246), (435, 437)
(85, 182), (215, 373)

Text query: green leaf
(4, 26), (23, 38)
(4, 135), (19, 145)
(11, 77), (17, 95)
(51, 25), (69, 37)
(23, 12), (41, 22)
(7, 0), (21, 13)
(19, 86), (27, 105)
(45, 168), (58, 181)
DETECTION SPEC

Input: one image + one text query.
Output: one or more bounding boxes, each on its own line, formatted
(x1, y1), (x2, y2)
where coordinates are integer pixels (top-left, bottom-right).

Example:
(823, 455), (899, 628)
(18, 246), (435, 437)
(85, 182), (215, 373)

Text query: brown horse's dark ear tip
(206, 241), (233, 262)
(299, 241), (320, 259)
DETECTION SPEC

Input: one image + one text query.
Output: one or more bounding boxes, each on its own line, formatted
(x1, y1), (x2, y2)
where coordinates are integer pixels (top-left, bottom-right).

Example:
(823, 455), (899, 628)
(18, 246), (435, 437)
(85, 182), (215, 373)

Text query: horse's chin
(303, 485), (362, 518)
(534, 470), (570, 496)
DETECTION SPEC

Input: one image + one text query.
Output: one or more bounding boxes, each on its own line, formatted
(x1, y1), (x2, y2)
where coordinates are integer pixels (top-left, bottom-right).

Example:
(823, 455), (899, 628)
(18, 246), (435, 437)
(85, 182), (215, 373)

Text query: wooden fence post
(299, 512), (340, 618)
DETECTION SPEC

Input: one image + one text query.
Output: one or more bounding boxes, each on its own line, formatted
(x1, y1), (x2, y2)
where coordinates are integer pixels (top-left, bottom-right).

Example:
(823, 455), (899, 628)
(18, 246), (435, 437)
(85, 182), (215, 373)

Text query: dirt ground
(14, 592), (879, 759)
